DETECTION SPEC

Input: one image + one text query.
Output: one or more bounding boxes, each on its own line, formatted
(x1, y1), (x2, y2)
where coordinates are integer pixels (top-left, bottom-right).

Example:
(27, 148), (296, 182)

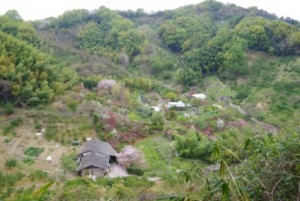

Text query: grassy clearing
(135, 135), (208, 194)
(135, 135), (205, 178)
(203, 76), (234, 99)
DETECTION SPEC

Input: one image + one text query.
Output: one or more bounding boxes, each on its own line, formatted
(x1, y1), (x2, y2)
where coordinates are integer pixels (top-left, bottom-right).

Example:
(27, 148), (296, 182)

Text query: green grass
(204, 76), (234, 99)
(135, 136), (205, 179)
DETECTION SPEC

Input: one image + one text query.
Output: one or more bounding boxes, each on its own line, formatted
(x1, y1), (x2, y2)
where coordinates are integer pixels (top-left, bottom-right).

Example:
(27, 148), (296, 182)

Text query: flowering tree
(102, 111), (117, 131)
(117, 145), (146, 168)
(97, 79), (116, 90)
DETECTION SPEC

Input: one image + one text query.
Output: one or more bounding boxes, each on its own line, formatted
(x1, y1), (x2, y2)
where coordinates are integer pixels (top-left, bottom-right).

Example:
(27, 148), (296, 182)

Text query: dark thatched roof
(77, 153), (110, 172)
(79, 139), (117, 156)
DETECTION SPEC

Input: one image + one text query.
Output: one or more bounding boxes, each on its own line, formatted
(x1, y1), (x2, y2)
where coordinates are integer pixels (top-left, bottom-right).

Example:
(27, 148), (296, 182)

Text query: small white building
(166, 101), (189, 109)
(192, 93), (207, 100)
(149, 106), (160, 112)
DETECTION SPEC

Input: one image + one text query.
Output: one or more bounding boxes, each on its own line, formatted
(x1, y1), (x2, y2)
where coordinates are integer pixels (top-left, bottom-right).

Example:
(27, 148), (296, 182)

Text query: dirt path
(227, 102), (279, 134)
(107, 164), (128, 178)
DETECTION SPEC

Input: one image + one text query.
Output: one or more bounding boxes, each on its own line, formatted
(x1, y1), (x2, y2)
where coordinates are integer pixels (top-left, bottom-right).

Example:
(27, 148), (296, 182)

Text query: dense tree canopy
(0, 30), (77, 105)
(0, 12), (40, 47)
(71, 7), (145, 60)
(157, 4), (300, 83)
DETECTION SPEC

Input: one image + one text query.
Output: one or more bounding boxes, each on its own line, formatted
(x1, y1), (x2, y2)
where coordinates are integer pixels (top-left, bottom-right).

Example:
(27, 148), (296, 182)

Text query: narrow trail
(227, 102), (279, 134)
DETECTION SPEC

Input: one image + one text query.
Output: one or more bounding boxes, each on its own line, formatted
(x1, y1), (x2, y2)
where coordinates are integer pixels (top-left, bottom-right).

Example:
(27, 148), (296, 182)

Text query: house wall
(81, 167), (107, 178)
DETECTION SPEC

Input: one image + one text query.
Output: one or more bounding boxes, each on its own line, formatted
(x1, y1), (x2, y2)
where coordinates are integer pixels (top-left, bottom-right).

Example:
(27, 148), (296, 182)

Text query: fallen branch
(271, 176), (283, 201)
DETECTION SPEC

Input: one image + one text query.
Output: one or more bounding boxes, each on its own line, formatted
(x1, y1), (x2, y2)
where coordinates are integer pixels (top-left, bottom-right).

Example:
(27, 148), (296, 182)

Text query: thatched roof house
(77, 153), (110, 172)
(77, 139), (117, 178)
(79, 139), (117, 157)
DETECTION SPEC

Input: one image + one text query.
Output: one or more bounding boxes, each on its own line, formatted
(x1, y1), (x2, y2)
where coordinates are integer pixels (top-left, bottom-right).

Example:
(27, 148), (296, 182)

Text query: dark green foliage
(175, 68), (202, 86)
(24, 147), (44, 157)
(81, 77), (99, 90)
(175, 132), (214, 162)
(127, 167), (144, 176)
(5, 158), (17, 168)
(159, 15), (215, 52)
(235, 86), (250, 100)
(0, 13), (40, 46)
(150, 56), (175, 75)
(165, 110), (177, 121)
(220, 37), (249, 79)
(23, 157), (35, 165)
(3, 125), (13, 135)
(0, 30), (78, 105)
(150, 113), (165, 131)
(76, 7), (144, 60)
(2, 117), (23, 135)
(158, 3), (300, 84)
(4, 103), (14, 114)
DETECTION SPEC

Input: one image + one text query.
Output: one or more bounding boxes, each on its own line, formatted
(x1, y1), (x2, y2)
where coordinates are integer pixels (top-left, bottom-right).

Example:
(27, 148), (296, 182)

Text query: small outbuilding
(166, 101), (189, 109)
(191, 93), (207, 100)
(77, 139), (117, 178)
(149, 106), (160, 112)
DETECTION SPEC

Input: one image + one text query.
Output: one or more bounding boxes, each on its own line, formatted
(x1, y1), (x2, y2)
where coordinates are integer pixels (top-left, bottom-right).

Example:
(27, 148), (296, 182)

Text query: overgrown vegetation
(0, 1), (299, 200)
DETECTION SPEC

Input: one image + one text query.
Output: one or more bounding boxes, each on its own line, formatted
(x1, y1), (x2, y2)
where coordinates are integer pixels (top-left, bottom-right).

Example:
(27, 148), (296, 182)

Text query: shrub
(60, 151), (77, 172)
(23, 157), (35, 165)
(175, 132), (214, 162)
(4, 103), (14, 115)
(165, 110), (177, 121)
(11, 117), (23, 127)
(82, 77), (99, 90)
(67, 100), (79, 113)
(165, 92), (177, 101)
(5, 158), (17, 169)
(3, 125), (13, 134)
(24, 147), (44, 157)
(29, 170), (48, 180)
(27, 97), (40, 107)
(35, 122), (42, 130)
(45, 126), (57, 140)
(150, 113), (165, 131)
(127, 167), (144, 176)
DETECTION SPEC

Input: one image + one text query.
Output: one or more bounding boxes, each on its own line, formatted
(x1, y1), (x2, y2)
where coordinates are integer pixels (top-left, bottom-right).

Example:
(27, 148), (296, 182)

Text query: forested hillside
(0, 1), (299, 200)
(0, 11), (77, 107)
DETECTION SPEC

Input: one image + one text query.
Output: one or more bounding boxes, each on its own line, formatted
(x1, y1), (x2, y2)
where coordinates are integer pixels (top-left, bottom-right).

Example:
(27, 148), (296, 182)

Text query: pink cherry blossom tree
(117, 145), (146, 168)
